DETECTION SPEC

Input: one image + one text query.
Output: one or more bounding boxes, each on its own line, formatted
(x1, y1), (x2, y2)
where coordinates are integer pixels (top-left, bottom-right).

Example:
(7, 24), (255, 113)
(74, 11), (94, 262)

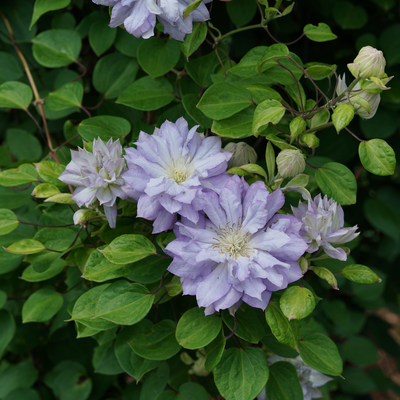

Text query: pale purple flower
(165, 175), (308, 315)
(257, 355), (332, 400)
(92, 0), (212, 41)
(123, 117), (231, 233)
(58, 138), (135, 228)
(291, 194), (359, 261)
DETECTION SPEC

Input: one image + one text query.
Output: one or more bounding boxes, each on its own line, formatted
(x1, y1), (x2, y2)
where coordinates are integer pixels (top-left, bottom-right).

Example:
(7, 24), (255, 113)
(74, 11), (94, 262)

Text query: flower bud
(347, 46), (386, 79)
(73, 209), (97, 225)
(276, 149), (306, 179)
(224, 142), (257, 169)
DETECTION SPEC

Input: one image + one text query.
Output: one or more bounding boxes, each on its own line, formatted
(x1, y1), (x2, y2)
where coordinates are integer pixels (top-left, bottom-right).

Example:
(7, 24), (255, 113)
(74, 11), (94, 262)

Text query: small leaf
(176, 307), (222, 349)
(0, 209), (19, 235)
(239, 164), (268, 180)
(0, 81), (33, 110)
(22, 288), (63, 323)
(30, 0), (71, 29)
(78, 115), (131, 142)
(252, 99), (285, 136)
(183, 0), (202, 19)
(205, 329), (225, 372)
(342, 264), (382, 284)
(309, 266), (339, 290)
(298, 333), (343, 376)
(305, 64), (336, 80)
(5, 239), (45, 255)
(310, 109), (330, 129)
(211, 107), (256, 139)
(303, 23), (337, 42)
(289, 117), (306, 143)
(44, 193), (75, 204)
(165, 275), (182, 297)
(89, 19), (117, 57)
(332, 103), (354, 133)
(280, 286), (315, 320)
(100, 234), (157, 265)
(359, 139), (396, 176)
(32, 183), (61, 198)
(35, 161), (66, 187)
(0, 310), (16, 359)
(46, 81), (83, 110)
(0, 164), (38, 187)
(256, 44), (290, 73)
(180, 22), (207, 60)
(266, 361), (303, 400)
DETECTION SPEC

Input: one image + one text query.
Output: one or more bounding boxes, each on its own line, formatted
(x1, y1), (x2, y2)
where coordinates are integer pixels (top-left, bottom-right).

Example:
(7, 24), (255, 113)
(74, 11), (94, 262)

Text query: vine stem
(215, 22), (265, 44)
(0, 11), (57, 158)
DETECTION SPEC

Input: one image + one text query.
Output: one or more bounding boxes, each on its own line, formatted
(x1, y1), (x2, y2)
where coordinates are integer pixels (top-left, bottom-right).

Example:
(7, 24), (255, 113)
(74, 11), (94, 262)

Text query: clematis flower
(291, 193), (359, 261)
(92, 0), (212, 41)
(165, 175), (308, 315)
(58, 138), (135, 228)
(123, 117), (231, 233)
(257, 355), (332, 400)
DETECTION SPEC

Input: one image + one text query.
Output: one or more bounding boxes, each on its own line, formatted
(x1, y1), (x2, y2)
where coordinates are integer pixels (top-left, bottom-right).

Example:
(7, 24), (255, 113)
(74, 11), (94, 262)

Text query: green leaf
(197, 82), (252, 120)
(284, 174), (309, 188)
(0, 81), (33, 110)
(32, 29), (81, 68)
(205, 328), (225, 372)
(100, 234), (156, 265)
(115, 321), (162, 380)
(212, 107), (256, 139)
(342, 264), (382, 284)
(182, 93), (212, 128)
(182, 0), (203, 19)
(114, 28), (143, 57)
(93, 340), (124, 375)
(303, 23), (337, 42)
(0, 361), (38, 398)
(117, 76), (175, 111)
(33, 227), (78, 252)
(5, 239), (45, 255)
(179, 22), (207, 60)
(176, 307), (222, 349)
(239, 164), (268, 180)
(309, 266), (339, 290)
(165, 275), (182, 297)
(46, 81), (83, 110)
(0, 164), (37, 187)
(0, 52), (23, 84)
(252, 99), (285, 136)
(94, 280), (154, 325)
(22, 288), (63, 323)
(35, 161), (66, 187)
(0, 310), (16, 359)
(226, 0), (257, 28)
(305, 64), (336, 80)
(310, 109), (330, 129)
(245, 84), (282, 105)
(265, 141), (275, 183)
(315, 162), (357, 205)
(185, 52), (219, 87)
(332, 103), (354, 133)
(261, 329), (298, 358)
(93, 53), (139, 99)
(214, 347), (269, 400)
(359, 139), (396, 176)
(222, 306), (266, 344)
(127, 255), (170, 284)
(265, 300), (301, 350)
(78, 115), (131, 142)
(256, 44), (289, 73)
(45, 193), (75, 204)
(71, 284), (118, 331)
(138, 37), (180, 78)
(83, 248), (136, 282)
(6, 128), (42, 161)
(88, 19), (117, 57)
(140, 363), (169, 400)
(333, 2), (368, 30)
(265, 361), (303, 400)
(21, 258), (66, 282)
(298, 333), (343, 376)
(30, 0), (71, 29)
(130, 319), (181, 361)
(280, 286), (316, 320)
(0, 209), (19, 235)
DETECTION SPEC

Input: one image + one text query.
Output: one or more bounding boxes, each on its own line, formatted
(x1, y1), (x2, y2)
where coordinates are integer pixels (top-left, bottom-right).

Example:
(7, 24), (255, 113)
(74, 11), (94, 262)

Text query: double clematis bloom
(257, 355), (332, 400)
(123, 117), (231, 233)
(92, 0), (212, 41)
(165, 175), (308, 315)
(291, 194), (359, 261)
(58, 138), (135, 229)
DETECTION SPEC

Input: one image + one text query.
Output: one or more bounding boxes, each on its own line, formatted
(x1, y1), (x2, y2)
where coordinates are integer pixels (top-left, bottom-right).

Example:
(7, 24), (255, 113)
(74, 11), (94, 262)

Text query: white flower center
(213, 224), (253, 260)
(165, 155), (195, 184)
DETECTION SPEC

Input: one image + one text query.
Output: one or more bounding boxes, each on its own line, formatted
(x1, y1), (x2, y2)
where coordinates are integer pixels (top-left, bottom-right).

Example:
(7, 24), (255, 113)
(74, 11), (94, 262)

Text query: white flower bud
(73, 209), (97, 225)
(347, 46), (386, 79)
(276, 149), (306, 179)
(224, 142), (257, 169)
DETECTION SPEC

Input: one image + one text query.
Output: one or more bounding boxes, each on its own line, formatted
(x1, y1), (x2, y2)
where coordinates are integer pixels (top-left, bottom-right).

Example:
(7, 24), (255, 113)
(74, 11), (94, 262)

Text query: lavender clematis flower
(58, 138), (135, 228)
(92, 0), (212, 41)
(257, 355), (332, 400)
(165, 175), (308, 315)
(123, 117), (231, 233)
(291, 194), (359, 261)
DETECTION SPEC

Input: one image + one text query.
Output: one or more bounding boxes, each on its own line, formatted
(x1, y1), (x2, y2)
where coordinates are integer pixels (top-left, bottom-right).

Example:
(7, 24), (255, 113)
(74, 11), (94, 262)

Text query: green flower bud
(73, 209), (97, 225)
(347, 46), (386, 79)
(224, 142), (257, 169)
(276, 149), (306, 179)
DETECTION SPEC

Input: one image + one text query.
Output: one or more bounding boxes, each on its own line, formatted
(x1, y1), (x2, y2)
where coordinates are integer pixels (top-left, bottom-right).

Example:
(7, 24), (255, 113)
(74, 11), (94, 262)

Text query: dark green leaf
(78, 115), (131, 142)
(359, 139), (396, 176)
(205, 328), (225, 372)
(180, 23), (207, 60)
(212, 107), (256, 139)
(0, 81), (33, 110)
(22, 288), (63, 323)
(0, 310), (16, 359)
(252, 99), (285, 136)
(46, 81), (83, 110)
(182, 94), (212, 128)
(0, 361), (38, 398)
(303, 23), (337, 42)
(89, 19), (116, 57)
(35, 161), (66, 186)
(0, 209), (19, 235)
(30, 0), (71, 28)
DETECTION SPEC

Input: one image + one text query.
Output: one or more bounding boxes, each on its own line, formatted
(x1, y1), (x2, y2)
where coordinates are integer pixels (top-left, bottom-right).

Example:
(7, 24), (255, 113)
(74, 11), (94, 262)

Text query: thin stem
(302, 122), (333, 135)
(344, 126), (367, 142)
(68, 226), (83, 249)
(71, 60), (87, 82)
(216, 45), (232, 68)
(216, 22), (265, 44)
(44, 247), (63, 253)
(150, 270), (169, 295)
(155, 253), (171, 259)
(85, 225), (96, 247)
(330, 77), (361, 107)
(224, 313), (237, 340)
(80, 106), (92, 118)
(305, 160), (320, 170)
(265, 26), (306, 46)
(255, 0), (264, 22)
(277, 60), (304, 111)
(53, 134), (81, 153)
(85, 94), (106, 110)
(19, 221), (75, 228)
(215, 47), (226, 77)
(7, 183), (32, 191)
(25, 108), (44, 138)
(62, 281), (83, 295)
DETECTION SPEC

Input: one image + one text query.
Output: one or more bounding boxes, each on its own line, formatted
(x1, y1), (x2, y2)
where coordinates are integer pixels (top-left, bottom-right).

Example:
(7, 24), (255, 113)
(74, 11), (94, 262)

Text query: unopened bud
(73, 209), (97, 225)
(224, 142), (257, 169)
(301, 134), (320, 148)
(276, 149), (306, 179)
(347, 46), (386, 79)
